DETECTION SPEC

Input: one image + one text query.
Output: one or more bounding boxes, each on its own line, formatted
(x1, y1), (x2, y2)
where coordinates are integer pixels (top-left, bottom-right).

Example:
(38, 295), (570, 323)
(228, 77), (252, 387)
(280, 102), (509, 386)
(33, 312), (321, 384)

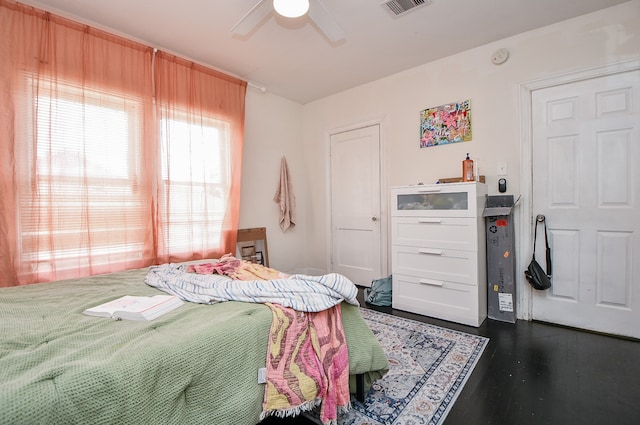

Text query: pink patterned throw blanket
(180, 256), (352, 423)
(261, 303), (350, 425)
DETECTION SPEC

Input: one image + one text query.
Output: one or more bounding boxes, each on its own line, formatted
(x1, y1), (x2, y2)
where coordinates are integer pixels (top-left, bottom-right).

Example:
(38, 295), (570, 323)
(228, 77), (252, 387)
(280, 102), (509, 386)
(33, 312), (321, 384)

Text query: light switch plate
(497, 161), (507, 176)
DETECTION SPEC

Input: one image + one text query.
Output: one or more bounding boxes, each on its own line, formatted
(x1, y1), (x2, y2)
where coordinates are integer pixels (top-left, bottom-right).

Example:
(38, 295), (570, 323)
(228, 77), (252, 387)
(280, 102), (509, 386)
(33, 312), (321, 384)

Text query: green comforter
(0, 268), (388, 425)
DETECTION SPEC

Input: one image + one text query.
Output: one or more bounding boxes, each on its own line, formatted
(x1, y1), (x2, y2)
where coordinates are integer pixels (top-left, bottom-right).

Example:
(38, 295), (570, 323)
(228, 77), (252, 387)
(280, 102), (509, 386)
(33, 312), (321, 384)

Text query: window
(18, 78), (237, 271)
(158, 113), (232, 255)
(19, 78), (149, 271)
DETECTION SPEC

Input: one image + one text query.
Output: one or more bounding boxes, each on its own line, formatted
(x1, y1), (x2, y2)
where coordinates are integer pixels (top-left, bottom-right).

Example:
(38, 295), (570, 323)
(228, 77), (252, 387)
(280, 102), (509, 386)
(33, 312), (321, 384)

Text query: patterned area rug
(311, 308), (488, 425)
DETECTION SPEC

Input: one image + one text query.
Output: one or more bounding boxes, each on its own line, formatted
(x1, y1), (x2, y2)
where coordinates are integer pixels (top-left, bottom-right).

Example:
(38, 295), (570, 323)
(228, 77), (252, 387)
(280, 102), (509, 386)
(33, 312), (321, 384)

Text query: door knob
(371, 216), (378, 222)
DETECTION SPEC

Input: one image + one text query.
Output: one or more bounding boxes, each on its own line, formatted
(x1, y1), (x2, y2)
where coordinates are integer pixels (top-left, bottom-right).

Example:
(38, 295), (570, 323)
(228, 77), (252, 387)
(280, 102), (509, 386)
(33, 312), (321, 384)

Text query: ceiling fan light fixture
(273, 0), (310, 18)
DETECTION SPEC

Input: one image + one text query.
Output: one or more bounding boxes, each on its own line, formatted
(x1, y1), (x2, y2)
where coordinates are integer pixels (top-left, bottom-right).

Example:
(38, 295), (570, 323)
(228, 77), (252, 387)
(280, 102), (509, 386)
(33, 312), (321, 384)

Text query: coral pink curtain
(0, 0), (246, 287)
(153, 52), (246, 264)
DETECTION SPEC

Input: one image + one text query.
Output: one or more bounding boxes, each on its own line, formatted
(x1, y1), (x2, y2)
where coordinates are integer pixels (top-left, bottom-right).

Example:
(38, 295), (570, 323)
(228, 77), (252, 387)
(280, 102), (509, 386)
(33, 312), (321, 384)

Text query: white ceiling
(19, 0), (630, 104)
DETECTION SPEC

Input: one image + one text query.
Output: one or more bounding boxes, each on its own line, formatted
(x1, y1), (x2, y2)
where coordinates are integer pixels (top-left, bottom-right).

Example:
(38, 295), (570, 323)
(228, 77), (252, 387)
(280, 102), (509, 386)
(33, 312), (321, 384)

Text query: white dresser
(391, 182), (487, 327)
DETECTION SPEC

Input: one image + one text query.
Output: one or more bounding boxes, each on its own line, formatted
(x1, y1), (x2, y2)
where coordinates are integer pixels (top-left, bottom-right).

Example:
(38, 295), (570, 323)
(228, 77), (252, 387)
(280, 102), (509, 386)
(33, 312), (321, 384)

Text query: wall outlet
(497, 161), (507, 176)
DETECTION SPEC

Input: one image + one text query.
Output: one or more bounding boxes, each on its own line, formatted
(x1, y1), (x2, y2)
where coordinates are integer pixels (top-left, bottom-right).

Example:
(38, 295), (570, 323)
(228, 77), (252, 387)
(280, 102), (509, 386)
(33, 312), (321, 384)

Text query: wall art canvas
(420, 99), (472, 148)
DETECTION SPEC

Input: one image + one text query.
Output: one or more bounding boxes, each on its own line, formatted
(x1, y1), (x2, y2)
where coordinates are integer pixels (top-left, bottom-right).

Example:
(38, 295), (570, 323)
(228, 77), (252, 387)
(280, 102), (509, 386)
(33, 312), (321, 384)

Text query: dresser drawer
(391, 183), (486, 218)
(391, 245), (478, 286)
(392, 273), (485, 327)
(392, 216), (478, 251)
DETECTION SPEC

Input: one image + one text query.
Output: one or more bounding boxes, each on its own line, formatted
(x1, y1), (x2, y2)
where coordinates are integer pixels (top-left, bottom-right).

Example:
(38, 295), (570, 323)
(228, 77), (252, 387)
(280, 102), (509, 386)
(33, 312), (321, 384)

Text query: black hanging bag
(525, 215), (552, 290)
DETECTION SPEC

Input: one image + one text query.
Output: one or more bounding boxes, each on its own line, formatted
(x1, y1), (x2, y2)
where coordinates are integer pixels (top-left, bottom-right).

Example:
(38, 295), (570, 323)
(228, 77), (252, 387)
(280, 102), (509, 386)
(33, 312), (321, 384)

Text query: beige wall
(240, 1), (639, 276)
(296, 0), (640, 275)
(239, 89), (307, 273)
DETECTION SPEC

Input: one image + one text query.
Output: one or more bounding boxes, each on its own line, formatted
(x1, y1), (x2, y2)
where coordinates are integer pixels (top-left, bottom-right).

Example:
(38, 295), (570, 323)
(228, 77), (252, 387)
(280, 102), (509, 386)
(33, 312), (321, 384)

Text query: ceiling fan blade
(231, 0), (272, 36)
(308, 0), (346, 43)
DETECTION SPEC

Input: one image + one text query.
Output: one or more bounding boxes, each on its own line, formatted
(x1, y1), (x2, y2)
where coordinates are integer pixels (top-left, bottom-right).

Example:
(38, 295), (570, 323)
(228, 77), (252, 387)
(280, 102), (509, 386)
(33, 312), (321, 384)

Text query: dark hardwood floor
(263, 288), (640, 425)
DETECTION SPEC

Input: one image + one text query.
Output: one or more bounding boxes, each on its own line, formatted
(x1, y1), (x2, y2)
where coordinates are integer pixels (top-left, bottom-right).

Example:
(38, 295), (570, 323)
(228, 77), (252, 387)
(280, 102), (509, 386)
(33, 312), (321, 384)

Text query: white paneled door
(531, 70), (640, 339)
(330, 124), (384, 288)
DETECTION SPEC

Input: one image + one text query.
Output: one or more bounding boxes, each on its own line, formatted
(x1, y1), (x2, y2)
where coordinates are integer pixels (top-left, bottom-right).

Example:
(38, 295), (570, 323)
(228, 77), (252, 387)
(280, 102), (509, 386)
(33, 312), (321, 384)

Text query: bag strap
(532, 215), (552, 277)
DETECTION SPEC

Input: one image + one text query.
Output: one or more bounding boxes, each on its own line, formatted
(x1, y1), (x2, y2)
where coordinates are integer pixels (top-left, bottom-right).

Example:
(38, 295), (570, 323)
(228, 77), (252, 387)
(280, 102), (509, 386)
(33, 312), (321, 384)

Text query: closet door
(329, 124), (385, 287)
(531, 70), (640, 339)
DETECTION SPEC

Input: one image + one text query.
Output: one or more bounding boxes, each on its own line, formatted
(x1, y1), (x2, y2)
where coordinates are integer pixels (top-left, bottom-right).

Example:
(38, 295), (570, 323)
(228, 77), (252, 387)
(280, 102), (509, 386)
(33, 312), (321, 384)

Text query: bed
(0, 266), (388, 425)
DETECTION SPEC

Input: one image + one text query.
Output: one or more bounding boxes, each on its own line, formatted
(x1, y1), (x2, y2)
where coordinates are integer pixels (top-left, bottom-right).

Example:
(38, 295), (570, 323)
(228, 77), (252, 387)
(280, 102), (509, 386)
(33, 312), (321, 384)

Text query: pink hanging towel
(273, 156), (296, 231)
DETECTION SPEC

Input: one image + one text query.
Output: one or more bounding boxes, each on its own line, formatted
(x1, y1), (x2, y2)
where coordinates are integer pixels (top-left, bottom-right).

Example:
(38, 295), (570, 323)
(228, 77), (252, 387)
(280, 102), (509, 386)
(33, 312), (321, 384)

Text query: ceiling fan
(231, 0), (346, 43)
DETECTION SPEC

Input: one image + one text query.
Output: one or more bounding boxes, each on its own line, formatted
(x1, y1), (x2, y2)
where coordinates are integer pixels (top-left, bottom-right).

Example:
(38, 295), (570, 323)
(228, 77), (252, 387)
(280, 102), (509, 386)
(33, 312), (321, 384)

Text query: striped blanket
(144, 263), (359, 312)
(261, 303), (350, 425)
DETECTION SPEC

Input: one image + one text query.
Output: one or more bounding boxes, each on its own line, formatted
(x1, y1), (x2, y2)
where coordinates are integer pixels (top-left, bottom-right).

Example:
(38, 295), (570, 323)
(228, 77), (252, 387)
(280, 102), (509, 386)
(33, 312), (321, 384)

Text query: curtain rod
(150, 47), (267, 94)
(247, 81), (268, 93)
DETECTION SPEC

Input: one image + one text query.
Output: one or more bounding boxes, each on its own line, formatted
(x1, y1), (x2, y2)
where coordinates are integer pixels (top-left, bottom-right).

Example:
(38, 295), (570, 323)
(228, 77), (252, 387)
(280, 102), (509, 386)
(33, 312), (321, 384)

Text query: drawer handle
(417, 189), (442, 194)
(419, 278), (443, 287)
(418, 248), (443, 255)
(417, 218), (442, 224)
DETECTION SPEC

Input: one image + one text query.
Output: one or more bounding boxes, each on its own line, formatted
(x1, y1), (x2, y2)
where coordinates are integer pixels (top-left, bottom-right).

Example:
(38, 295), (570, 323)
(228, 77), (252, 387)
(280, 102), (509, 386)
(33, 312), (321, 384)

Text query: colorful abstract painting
(420, 100), (472, 148)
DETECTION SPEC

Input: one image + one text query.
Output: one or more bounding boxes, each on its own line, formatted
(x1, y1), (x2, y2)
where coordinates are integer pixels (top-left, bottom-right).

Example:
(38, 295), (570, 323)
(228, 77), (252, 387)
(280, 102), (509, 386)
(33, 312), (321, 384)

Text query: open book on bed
(83, 295), (183, 321)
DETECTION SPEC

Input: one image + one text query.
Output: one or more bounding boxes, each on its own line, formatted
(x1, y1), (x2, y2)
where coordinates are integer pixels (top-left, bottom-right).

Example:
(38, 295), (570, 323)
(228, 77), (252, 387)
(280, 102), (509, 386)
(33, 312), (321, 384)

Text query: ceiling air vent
(381, 0), (432, 17)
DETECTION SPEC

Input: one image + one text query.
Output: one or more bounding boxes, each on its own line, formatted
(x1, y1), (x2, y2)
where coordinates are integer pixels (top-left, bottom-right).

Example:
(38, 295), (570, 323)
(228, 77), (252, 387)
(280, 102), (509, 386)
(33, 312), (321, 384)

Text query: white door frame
(518, 59), (640, 320)
(325, 116), (389, 280)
